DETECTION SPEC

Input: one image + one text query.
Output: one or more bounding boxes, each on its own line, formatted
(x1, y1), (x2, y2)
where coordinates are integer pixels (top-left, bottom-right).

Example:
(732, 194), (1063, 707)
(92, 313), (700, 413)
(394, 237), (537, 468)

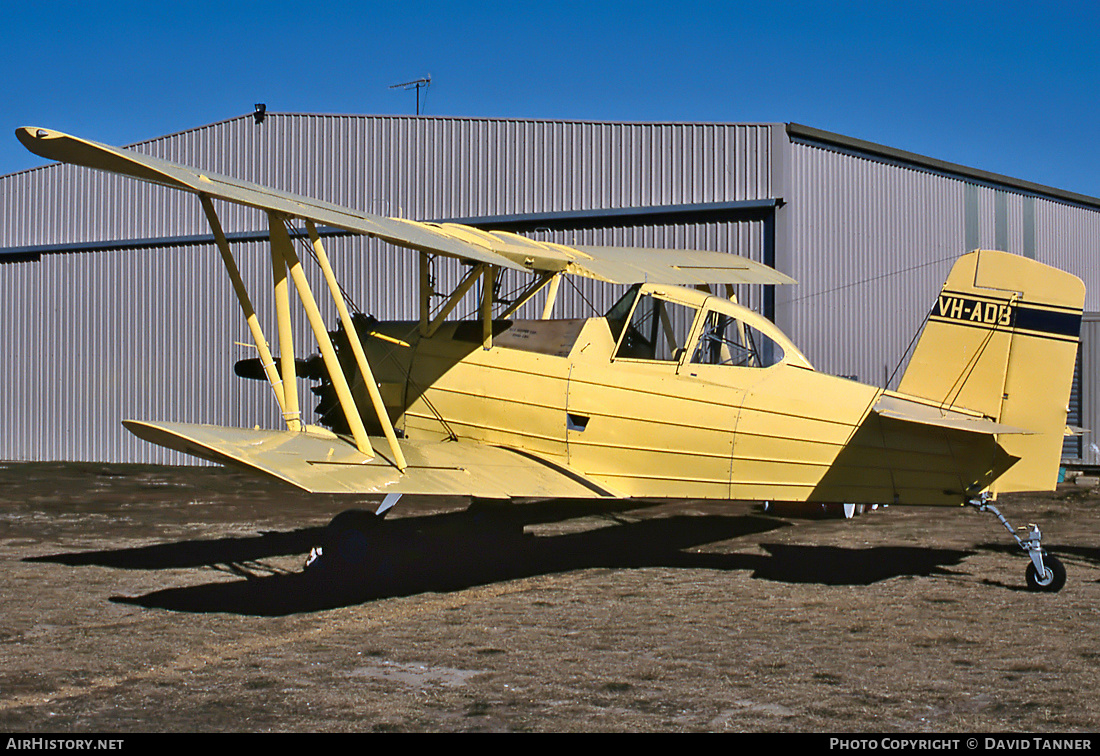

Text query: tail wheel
(1025, 553), (1066, 593)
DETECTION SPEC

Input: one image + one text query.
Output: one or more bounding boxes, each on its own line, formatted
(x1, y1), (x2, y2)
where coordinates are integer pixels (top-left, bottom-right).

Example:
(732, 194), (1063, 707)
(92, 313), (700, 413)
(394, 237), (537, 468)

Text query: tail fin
(898, 250), (1084, 493)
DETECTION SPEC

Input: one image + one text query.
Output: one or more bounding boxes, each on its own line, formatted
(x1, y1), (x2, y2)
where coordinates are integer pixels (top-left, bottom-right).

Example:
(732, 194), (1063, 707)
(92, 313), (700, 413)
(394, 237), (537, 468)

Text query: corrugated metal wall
(781, 140), (967, 385)
(1035, 198), (1100, 299)
(0, 115), (777, 463)
(1080, 315), (1100, 465)
(2, 116), (776, 247)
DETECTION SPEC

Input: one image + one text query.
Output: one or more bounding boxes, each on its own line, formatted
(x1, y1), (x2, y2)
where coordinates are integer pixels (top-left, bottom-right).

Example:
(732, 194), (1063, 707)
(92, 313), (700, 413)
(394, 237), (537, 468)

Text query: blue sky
(4, 0), (1100, 196)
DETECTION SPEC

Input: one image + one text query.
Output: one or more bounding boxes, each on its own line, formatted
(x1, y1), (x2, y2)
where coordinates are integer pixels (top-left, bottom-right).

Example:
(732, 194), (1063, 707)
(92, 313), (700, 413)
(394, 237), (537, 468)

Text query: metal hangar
(1, 114), (1097, 465)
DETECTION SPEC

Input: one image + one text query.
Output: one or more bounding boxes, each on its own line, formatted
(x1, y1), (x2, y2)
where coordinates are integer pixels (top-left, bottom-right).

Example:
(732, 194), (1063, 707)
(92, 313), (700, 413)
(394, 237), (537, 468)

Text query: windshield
(609, 287), (699, 362)
(604, 284), (642, 344)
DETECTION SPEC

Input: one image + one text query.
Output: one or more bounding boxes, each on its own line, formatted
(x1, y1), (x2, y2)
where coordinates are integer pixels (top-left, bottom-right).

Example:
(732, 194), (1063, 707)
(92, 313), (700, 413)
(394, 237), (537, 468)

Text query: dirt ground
(0, 461), (1098, 734)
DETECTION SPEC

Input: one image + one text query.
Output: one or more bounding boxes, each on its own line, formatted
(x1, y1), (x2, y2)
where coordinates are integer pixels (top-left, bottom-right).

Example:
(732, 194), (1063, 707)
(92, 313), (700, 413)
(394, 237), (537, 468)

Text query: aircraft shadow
(30, 504), (974, 616)
(25, 526), (329, 570)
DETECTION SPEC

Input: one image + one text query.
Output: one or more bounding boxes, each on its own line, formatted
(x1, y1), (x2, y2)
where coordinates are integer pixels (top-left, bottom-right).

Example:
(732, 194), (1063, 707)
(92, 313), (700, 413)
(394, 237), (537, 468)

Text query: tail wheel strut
(970, 496), (1066, 593)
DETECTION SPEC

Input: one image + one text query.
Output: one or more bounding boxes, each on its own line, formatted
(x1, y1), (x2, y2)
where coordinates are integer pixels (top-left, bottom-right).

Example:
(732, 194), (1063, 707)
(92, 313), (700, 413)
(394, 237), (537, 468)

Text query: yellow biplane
(17, 127), (1085, 591)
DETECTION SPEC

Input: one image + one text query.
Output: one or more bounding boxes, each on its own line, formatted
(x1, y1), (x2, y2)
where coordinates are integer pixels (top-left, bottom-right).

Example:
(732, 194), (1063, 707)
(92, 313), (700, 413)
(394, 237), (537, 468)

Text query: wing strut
(305, 220), (407, 471)
(481, 265), (497, 349)
(268, 212), (375, 458)
(418, 252), (432, 337)
(497, 272), (557, 319)
(424, 263), (485, 338)
(268, 216), (302, 430)
(199, 196), (289, 418)
(202, 197), (406, 471)
(541, 272), (562, 319)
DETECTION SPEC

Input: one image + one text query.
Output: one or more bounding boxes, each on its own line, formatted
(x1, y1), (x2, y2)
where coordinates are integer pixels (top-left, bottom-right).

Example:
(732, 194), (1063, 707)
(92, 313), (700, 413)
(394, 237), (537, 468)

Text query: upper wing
(17, 127), (795, 287)
(123, 420), (620, 499)
(564, 244), (796, 286)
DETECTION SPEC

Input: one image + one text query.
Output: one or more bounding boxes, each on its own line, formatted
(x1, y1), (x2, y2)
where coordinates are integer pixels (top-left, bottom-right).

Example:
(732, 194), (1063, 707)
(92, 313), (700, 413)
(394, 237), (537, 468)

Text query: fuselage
(329, 284), (1001, 506)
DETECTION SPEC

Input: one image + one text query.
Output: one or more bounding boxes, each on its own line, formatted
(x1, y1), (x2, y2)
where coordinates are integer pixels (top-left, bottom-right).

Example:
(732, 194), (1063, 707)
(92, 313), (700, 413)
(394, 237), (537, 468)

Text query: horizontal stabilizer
(873, 394), (1033, 435)
(123, 420), (617, 499)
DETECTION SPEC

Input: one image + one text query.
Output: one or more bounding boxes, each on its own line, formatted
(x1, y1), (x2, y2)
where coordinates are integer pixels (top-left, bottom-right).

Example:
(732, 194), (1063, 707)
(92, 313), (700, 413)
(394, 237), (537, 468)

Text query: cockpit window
(613, 291), (698, 362)
(691, 310), (784, 368)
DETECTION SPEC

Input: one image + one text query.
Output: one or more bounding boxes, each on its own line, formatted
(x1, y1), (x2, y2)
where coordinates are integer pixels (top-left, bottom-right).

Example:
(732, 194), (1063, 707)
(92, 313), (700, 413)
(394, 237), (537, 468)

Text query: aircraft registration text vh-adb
(16, 126), (1085, 592)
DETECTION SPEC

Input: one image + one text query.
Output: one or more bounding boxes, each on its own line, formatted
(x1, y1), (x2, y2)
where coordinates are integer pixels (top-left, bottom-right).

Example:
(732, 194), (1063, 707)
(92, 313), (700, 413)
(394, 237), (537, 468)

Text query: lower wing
(123, 420), (618, 499)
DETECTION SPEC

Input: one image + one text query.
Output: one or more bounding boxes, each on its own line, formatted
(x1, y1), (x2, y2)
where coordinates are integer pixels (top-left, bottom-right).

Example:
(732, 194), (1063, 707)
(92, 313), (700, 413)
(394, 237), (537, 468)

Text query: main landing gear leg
(969, 495), (1066, 592)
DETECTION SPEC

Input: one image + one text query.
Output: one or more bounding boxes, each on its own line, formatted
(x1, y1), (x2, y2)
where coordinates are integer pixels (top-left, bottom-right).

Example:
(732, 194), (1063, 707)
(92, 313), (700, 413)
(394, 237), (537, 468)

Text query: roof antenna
(389, 76), (431, 115)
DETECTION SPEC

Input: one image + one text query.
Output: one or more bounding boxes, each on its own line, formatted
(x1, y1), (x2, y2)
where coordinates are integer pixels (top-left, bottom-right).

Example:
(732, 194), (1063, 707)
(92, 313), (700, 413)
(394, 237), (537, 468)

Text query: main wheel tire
(1025, 553), (1066, 593)
(321, 508), (384, 569)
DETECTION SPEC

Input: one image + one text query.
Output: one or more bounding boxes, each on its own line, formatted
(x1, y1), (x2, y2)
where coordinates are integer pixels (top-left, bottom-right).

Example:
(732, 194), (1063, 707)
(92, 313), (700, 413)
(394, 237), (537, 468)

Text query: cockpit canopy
(604, 283), (810, 370)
